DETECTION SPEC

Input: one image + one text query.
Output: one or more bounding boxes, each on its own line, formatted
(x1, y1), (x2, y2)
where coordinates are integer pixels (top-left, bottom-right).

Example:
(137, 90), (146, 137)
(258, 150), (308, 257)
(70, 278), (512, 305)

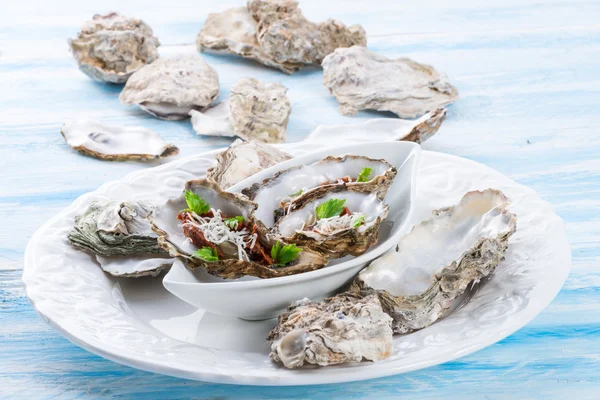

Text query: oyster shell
(248, 0), (367, 65)
(350, 189), (517, 333)
(243, 155), (396, 228)
(68, 12), (160, 83)
(229, 77), (291, 143)
(189, 102), (234, 138)
(151, 179), (328, 279)
(196, 7), (302, 74)
(322, 46), (459, 118)
(268, 294), (393, 368)
(274, 186), (390, 258)
(206, 139), (292, 189)
(96, 255), (173, 278)
(60, 119), (179, 161)
(119, 55), (219, 120)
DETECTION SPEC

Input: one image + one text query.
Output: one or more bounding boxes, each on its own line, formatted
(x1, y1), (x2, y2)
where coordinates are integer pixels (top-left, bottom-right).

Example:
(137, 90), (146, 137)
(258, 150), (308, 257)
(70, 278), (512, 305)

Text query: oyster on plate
(68, 200), (172, 277)
(350, 189), (517, 333)
(248, 0), (367, 65)
(243, 155), (396, 227)
(151, 179), (328, 279)
(196, 6), (302, 74)
(206, 139), (292, 189)
(274, 186), (390, 258)
(68, 12), (160, 83)
(322, 46), (459, 118)
(60, 119), (178, 161)
(268, 294), (393, 368)
(119, 55), (219, 120)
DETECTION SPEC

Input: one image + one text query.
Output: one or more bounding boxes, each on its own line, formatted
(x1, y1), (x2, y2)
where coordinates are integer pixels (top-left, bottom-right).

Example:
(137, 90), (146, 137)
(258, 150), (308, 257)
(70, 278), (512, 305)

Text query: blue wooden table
(1, 0), (598, 398)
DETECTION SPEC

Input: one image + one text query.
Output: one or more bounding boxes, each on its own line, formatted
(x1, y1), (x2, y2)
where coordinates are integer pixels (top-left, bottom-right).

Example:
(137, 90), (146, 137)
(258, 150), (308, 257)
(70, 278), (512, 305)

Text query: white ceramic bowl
(162, 141), (421, 320)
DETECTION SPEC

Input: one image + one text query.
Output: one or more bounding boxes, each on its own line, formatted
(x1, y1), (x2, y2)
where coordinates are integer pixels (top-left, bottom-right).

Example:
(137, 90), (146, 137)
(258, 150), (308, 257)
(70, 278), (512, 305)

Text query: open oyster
(96, 255), (173, 278)
(243, 155), (396, 227)
(119, 55), (219, 120)
(322, 46), (459, 118)
(61, 119), (178, 161)
(268, 294), (393, 368)
(206, 139), (292, 189)
(274, 186), (390, 258)
(152, 179), (328, 279)
(350, 189), (517, 333)
(68, 12), (160, 83)
(196, 7), (302, 74)
(189, 103), (234, 138)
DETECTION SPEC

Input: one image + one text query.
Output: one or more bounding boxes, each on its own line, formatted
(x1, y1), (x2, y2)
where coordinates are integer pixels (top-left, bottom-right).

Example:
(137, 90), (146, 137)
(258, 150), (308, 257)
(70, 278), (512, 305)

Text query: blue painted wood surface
(1, 0), (599, 398)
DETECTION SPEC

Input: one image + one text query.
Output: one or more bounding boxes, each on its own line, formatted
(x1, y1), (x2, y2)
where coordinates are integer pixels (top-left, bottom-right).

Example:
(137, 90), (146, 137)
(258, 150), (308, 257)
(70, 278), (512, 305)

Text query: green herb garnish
(194, 247), (219, 262)
(315, 198), (346, 219)
(357, 167), (373, 183)
(271, 241), (302, 266)
(351, 214), (365, 228)
(224, 215), (244, 229)
(183, 190), (210, 215)
(289, 189), (303, 197)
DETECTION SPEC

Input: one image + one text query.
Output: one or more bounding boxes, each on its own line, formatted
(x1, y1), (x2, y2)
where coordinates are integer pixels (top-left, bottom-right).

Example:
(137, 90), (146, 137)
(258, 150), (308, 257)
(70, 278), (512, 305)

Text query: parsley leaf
(183, 190), (210, 215)
(289, 189), (303, 197)
(194, 247), (219, 262)
(224, 215), (244, 229)
(315, 198), (346, 219)
(351, 214), (365, 228)
(357, 167), (373, 182)
(271, 241), (302, 266)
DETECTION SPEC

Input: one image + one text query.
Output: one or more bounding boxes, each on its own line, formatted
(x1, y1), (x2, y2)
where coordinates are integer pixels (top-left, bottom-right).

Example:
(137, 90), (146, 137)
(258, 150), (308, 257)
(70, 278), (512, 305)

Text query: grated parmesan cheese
(310, 212), (367, 235)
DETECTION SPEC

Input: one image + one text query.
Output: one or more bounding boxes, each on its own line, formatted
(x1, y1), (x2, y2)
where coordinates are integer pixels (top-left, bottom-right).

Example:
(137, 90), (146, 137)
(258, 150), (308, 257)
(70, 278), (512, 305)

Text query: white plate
(23, 132), (571, 386)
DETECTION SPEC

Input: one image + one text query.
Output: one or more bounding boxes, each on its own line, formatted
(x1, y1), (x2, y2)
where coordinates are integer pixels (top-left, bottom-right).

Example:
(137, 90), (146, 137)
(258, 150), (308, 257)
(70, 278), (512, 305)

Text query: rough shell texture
(206, 139), (292, 189)
(95, 254), (173, 278)
(249, 0), (366, 65)
(151, 179), (328, 279)
(68, 12), (160, 83)
(119, 55), (219, 120)
(400, 108), (447, 144)
(189, 102), (234, 138)
(268, 294), (393, 368)
(350, 189), (517, 333)
(196, 7), (302, 74)
(229, 77), (291, 143)
(322, 46), (459, 118)
(61, 119), (178, 161)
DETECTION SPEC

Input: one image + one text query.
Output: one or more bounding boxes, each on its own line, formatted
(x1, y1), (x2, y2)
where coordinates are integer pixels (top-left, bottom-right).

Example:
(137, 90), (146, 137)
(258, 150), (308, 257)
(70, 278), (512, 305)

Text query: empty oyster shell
(243, 155), (396, 228)
(206, 139), (292, 189)
(274, 186), (390, 258)
(196, 6), (302, 74)
(151, 179), (328, 279)
(268, 294), (393, 368)
(350, 189), (517, 333)
(189, 102), (234, 138)
(60, 119), (178, 161)
(119, 55), (219, 120)
(322, 46), (459, 118)
(68, 12), (160, 83)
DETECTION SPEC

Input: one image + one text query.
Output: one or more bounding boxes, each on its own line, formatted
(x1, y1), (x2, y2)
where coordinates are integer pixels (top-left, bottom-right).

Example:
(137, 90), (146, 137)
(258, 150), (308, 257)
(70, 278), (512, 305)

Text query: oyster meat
(196, 7), (302, 74)
(152, 179), (328, 279)
(268, 294), (393, 368)
(189, 102), (234, 138)
(243, 155), (396, 228)
(274, 186), (390, 258)
(248, 0), (367, 65)
(350, 189), (517, 333)
(61, 119), (178, 161)
(68, 12), (160, 83)
(322, 46), (459, 118)
(119, 55), (219, 120)
(206, 139), (292, 189)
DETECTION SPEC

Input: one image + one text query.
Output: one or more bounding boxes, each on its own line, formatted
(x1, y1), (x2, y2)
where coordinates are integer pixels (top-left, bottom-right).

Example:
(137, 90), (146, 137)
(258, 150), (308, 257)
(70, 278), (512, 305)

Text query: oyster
(119, 55), (219, 120)
(196, 7), (302, 74)
(189, 102), (234, 138)
(350, 189), (517, 333)
(268, 294), (393, 368)
(243, 155), (396, 228)
(229, 77), (291, 143)
(206, 139), (292, 189)
(151, 179), (328, 279)
(322, 46), (459, 118)
(248, 0), (367, 65)
(68, 12), (160, 83)
(274, 187), (390, 258)
(96, 255), (173, 278)
(60, 119), (178, 161)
